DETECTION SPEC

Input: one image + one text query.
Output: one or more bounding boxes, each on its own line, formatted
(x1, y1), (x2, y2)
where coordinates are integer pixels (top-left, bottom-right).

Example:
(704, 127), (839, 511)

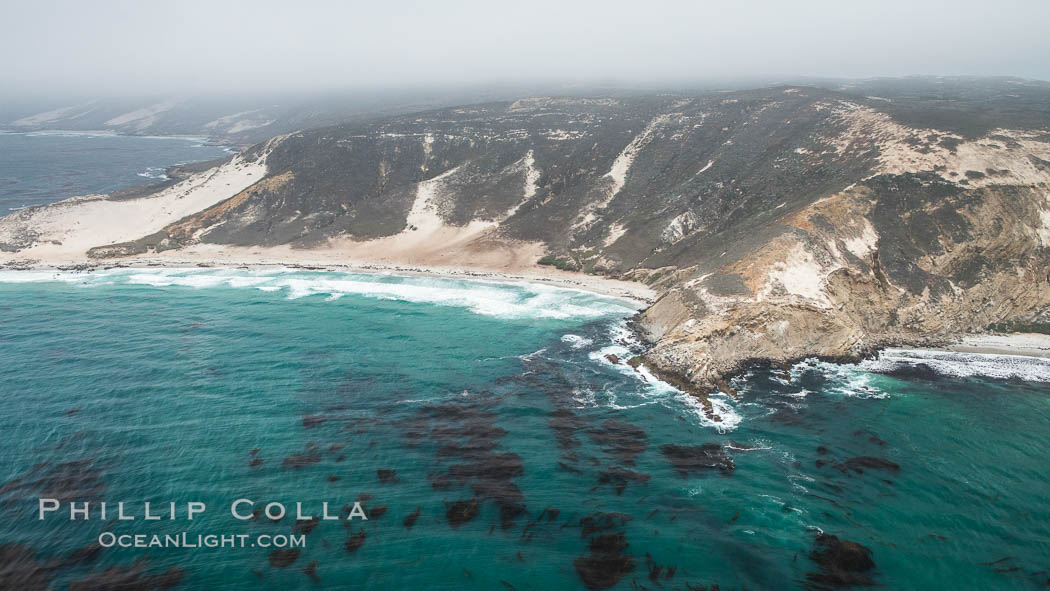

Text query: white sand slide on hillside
(0, 149), (275, 261)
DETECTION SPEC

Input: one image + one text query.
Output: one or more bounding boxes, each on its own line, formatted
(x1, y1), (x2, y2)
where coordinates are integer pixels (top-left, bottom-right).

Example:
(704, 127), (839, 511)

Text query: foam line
(0, 268), (636, 321)
(861, 348), (1050, 383)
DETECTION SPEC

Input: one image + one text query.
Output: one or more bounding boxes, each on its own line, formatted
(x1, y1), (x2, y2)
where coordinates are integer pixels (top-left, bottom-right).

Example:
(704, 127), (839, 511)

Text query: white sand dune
(0, 146), (275, 260)
(104, 100), (179, 130)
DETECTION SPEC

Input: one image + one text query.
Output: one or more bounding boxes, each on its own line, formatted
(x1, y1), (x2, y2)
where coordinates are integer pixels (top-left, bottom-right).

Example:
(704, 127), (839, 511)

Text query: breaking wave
(136, 166), (170, 180)
(560, 334), (593, 349)
(791, 358), (888, 398)
(22, 130), (118, 138)
(0, 267), (638, 321)
(586, 320), (744, 432)
(860, 348), (1050, 383)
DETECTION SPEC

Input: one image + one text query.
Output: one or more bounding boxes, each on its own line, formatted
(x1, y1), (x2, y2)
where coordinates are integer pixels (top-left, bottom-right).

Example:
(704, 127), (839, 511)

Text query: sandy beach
(0, 136), (655, 305)
(0, 249), (657, 306)
(0, 125), (661, 307)
(940, 333), (1050, 359)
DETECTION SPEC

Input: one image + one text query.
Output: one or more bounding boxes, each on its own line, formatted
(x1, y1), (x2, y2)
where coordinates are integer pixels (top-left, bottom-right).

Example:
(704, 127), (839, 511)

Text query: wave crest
(0, 268), (638, 321)
(861, 348), (1050, 383)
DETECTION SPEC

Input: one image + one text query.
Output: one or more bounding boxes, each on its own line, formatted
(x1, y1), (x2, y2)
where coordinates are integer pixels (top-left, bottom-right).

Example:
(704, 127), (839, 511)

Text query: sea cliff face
(3, 79), (1049, 401)
(636, 177), (1050, 397)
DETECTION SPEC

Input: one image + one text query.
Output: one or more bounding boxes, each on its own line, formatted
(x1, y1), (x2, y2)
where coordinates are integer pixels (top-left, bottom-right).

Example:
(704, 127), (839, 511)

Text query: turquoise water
(0, 269), (1048, 590)
(0, 131), (231, 211)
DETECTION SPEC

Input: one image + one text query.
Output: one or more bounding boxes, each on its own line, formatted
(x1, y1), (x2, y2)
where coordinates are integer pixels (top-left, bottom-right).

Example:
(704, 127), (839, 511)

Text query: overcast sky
(4, 0), (1049, 96)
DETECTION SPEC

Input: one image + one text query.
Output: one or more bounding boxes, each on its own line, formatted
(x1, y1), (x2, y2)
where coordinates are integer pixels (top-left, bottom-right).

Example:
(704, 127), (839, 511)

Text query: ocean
(0, 131), (231, 212)
(1, 268), (1048, 590)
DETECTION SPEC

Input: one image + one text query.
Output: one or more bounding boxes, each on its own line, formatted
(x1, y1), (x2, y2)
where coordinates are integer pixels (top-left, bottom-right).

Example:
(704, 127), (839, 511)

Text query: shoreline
(0, 128), (222, 144)
(0, 131), (236, 215)
(5, 258), (1048, 354)
(0, 256), (658, 307)
(5, 253), (1048, 359)
(935, 333), (1050, 359)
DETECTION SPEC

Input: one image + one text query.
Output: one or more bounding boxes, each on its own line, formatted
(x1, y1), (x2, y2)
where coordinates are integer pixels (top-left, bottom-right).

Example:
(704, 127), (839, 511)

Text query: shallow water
(1, 269), (1048, 590)
(0, 131), (231, 211)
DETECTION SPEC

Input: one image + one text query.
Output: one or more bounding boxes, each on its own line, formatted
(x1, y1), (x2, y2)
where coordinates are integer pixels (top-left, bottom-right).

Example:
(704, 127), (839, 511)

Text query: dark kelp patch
(445, 499), (481, 528)
(659, 443), (735, 476)
(597, 467), (651, 495)
(69, 562), (185, 590)
(268, 549), (301, 568)
(805, 533), (877, 588)
(345, 528), (366, 553)
(645, 552), (677, 583)
(579, 513), (633, 538)
(588, 420), (648, 465)
(833, 456), (900, 475)
(573, 532), (635, 590)
(282, 443), (322, 469)
(0, 544), (53, 591)
(0, 459), (107, 503)
(292, 516), (320, 535)
(62, 543), (104, 567)
(302, 415), (327, 429)
(414, 394), (529, 531)
(403, 507), (422, 529)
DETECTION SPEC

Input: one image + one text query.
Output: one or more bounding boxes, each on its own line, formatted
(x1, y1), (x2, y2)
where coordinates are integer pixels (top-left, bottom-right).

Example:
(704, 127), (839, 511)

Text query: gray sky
(4, 0), (1049, 95)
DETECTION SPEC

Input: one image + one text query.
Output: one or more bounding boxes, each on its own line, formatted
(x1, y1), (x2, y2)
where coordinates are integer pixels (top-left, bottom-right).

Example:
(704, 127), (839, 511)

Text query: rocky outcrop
(637, 176), (1050, 393)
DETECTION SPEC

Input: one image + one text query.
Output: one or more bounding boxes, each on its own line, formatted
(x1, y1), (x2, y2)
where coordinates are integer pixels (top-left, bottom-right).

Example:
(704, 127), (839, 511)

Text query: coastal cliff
(635, 176), (1050, 394)
(3, 78), (1049, 403)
